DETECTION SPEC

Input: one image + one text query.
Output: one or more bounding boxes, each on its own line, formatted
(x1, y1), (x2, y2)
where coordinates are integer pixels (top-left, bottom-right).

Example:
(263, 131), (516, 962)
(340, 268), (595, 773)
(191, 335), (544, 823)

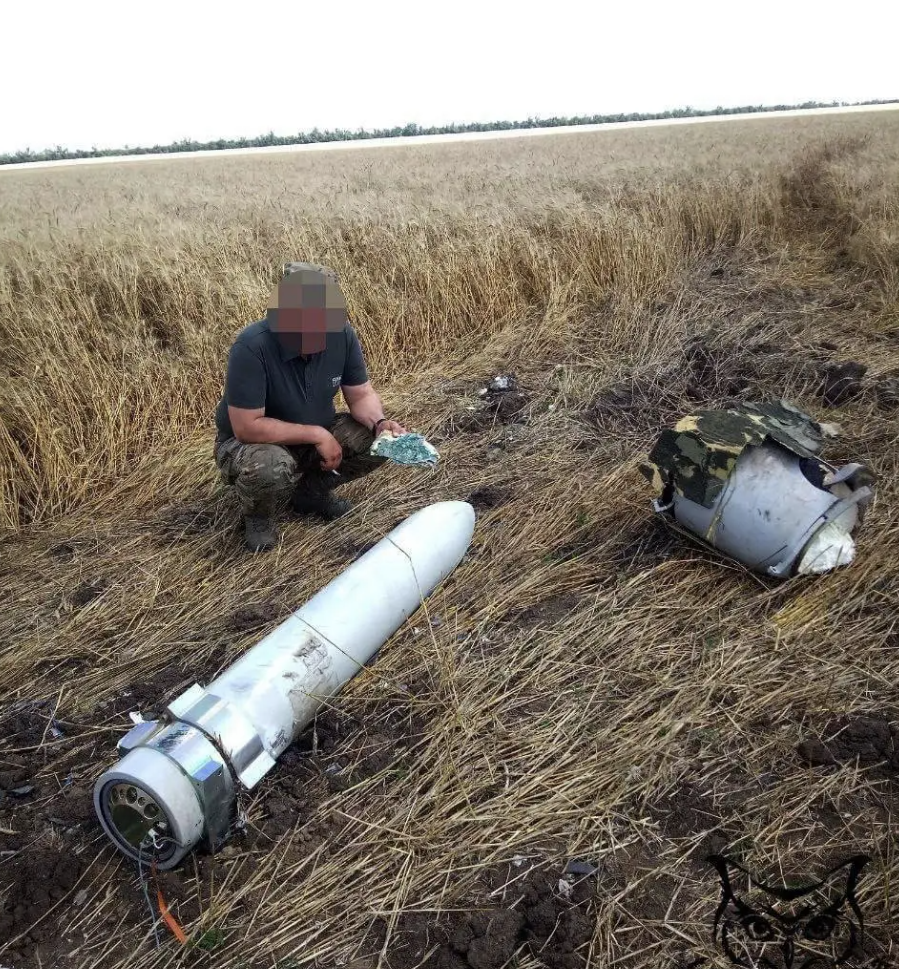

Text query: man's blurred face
(268, 269), (347, 355)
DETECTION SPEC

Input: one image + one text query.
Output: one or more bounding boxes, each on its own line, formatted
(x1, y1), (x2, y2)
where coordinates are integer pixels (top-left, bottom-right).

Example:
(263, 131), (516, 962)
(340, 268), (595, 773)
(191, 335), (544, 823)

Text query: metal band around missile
(167, 684), (276, 789)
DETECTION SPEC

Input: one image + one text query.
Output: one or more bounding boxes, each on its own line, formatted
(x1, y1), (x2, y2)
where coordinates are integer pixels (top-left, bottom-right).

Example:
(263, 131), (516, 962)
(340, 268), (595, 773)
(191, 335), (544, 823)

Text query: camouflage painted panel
(740, 400), (832, 455)
(641, 401), (830, 508)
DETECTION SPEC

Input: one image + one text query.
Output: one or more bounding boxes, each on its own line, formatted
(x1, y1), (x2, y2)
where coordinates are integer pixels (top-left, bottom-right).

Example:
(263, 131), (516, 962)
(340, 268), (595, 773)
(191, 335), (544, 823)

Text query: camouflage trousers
(214, 414), (386, 517)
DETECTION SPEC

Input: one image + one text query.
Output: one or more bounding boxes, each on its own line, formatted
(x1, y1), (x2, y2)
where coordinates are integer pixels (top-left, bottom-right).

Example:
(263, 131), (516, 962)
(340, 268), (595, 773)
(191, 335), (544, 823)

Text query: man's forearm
(348, 393), (385, 432)
(235, 417), (325, 446)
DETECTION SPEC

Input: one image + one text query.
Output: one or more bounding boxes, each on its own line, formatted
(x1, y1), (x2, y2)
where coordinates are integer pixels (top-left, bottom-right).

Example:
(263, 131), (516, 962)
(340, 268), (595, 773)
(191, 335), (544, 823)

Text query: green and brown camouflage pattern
(215, 413), (385, 517)
(640, 401), (837, 508)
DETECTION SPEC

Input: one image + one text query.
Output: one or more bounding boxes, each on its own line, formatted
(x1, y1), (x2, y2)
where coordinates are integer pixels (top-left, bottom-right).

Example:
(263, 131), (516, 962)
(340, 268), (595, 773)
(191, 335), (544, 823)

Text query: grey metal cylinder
(657, 441), (873, 577)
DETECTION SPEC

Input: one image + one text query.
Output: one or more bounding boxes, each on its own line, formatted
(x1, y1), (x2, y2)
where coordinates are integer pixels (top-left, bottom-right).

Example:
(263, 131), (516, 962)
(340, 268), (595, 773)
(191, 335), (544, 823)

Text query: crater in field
(453, 376), (532, 434)
(158, 501), (222, 537)
(47, 541), (77, 561)
(334, 539), (377, 563)
(512, 593), (581, 628)
(612, 523), (680, 571)
(70, 577), (108, 608)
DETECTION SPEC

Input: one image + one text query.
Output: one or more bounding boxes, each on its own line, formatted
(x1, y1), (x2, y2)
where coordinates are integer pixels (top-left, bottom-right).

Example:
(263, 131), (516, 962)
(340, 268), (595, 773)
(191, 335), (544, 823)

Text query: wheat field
(1, 110), (898, 969)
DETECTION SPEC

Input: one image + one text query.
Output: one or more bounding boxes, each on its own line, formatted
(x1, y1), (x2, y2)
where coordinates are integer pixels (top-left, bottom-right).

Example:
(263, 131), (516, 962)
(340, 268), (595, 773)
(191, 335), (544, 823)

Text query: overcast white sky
(2, 0), (896, 154)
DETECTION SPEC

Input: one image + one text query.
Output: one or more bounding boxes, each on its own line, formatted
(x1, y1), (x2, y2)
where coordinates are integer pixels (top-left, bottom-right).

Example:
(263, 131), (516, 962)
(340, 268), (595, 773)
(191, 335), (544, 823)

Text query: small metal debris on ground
(642, 400), (876, 578)
(487, 375), (518, 393)
(370, 431), (439, 466)
(7, 785), (35, 798)
(563, 859), (599, 877)
(233, 804), (249, 832)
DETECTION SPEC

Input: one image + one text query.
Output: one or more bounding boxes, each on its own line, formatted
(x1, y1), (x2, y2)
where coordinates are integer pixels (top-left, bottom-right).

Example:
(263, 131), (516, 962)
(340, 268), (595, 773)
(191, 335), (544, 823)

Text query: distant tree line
(2, 100), (896, 166)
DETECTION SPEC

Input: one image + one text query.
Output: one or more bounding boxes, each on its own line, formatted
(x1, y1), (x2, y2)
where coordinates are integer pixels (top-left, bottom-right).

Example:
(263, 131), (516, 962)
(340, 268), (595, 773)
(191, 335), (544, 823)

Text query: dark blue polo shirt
(214, 316), (369, 441)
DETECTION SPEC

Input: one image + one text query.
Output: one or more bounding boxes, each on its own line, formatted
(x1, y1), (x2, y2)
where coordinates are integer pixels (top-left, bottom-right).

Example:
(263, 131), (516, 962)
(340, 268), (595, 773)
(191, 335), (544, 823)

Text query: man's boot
(291, 474), (352, 521)
(244, 515), (278, 552)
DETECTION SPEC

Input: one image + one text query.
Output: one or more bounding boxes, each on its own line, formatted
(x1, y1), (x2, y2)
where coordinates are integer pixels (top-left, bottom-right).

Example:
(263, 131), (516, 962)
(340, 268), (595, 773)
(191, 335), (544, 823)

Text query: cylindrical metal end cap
(94, 746), (204, 870)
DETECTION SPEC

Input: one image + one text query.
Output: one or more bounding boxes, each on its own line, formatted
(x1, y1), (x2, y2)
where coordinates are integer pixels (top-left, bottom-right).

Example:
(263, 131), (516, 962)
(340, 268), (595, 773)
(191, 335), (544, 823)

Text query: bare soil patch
(388, 865), (596, 969)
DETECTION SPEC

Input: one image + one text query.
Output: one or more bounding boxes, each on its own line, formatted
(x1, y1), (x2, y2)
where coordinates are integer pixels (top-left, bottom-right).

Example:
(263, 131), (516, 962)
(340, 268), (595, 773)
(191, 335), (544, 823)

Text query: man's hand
(314, 429), (343, 471)
(376, 418), (407, 436)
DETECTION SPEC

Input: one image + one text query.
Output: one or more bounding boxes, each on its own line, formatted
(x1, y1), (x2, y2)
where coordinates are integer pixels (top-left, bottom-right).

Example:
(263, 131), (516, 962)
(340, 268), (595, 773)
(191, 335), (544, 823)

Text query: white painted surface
(2, 104), (896, 173)
(210, 501), (475, 760)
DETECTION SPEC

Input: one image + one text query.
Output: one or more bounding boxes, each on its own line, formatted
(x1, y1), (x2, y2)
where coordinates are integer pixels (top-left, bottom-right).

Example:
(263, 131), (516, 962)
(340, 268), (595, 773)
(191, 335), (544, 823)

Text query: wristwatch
(374, 417), (389, 433)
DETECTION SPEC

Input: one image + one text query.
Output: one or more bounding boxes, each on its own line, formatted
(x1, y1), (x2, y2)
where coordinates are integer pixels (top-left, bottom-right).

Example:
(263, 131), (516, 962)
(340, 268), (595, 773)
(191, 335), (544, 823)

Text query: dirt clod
(114, 666), (196, 718)
(820, 360), (868, 407)
(71, 578), (107, 608)
(466, 485), (510, 512)
(390, 868), (595, 969)
(0, 848), (88, 949)
(650, 781), (715, 839)
(450, 909), (525, 969)
(796, 738), (837, 767)
(228, 601), (280, 632)
(0, 700), (55, 749)
(798, 715), (899, 773)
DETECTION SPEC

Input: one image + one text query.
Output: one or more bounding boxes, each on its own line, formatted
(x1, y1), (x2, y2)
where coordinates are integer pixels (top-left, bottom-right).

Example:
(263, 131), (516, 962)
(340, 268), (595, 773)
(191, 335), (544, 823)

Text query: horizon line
(3, 101), (898, 173)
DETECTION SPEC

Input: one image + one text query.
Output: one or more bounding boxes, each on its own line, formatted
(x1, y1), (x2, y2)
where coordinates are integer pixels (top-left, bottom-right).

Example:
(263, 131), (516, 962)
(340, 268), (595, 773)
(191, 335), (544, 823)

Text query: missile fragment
(641, 402), (874, 577)
(94, 501), (476, 868)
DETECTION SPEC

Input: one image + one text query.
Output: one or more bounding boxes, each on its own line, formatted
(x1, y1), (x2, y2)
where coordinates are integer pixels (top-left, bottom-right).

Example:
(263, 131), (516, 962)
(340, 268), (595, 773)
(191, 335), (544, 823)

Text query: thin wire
(137, 839), (161, 948)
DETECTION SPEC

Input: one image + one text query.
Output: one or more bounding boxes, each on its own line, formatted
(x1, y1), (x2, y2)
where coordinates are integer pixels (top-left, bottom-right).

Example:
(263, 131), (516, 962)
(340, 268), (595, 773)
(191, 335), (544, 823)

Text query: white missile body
(94, 501), (475, 868)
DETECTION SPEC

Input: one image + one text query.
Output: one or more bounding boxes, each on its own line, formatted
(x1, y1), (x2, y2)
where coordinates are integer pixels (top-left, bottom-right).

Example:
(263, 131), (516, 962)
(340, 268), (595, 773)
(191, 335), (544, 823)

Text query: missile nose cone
(384, 500), (476, 590)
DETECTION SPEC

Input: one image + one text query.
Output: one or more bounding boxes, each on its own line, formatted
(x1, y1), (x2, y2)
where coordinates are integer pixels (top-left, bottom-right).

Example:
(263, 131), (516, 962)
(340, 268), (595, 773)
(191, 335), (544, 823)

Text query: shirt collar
(264, 314), (349, 361)
(265, 312), (309, 362)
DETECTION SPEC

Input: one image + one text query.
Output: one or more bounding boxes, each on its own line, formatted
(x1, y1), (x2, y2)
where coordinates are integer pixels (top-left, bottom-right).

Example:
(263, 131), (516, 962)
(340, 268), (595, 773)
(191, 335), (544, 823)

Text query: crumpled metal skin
(640, 400), (835, 509)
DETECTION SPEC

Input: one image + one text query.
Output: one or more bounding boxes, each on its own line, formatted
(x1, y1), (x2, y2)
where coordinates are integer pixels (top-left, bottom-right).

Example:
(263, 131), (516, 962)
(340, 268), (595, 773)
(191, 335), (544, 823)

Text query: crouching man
(214, 262), (405, 552)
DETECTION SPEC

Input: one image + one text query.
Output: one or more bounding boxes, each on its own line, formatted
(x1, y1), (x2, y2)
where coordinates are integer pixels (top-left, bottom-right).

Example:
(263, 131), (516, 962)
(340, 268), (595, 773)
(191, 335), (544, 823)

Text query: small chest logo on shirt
(331, 375), (341, 388)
